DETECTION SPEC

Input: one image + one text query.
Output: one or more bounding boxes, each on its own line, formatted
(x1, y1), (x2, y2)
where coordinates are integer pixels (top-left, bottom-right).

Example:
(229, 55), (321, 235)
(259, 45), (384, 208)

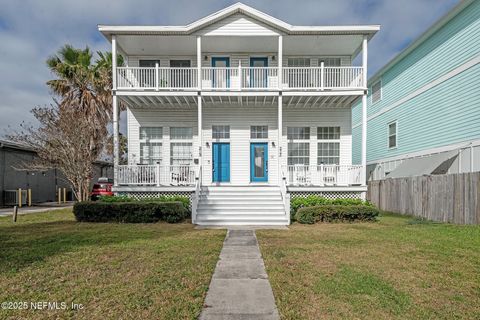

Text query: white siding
(127, 107), (199, 165)
(127, 104), (353, 185)
(202, 105), (279, 185)
(198, 13), (280, 36)
(282, 107), (352, 167)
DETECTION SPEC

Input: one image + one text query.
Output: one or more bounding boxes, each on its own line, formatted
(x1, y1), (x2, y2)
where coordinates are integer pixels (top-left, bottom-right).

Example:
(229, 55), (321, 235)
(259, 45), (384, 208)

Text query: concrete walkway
(200, 229), (280, 320)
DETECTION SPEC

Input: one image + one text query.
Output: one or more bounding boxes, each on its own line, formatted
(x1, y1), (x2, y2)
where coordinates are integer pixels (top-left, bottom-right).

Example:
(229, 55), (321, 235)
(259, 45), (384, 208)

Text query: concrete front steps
(195, 186), (289, 226)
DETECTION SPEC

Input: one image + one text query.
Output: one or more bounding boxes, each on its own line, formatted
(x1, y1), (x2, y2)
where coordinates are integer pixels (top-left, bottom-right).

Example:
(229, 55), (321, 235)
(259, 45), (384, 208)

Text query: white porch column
(112, 35), (119, 187)
(197, 94), (202, 174)
(278, 94), (283, 185)
(197, 36), (202, 90)
(361, 35), (368, 186)
(278, 35), (283, 89)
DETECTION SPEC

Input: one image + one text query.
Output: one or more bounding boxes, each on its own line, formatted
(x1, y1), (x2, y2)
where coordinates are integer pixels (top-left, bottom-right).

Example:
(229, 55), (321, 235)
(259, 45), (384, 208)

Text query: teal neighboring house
(352, 0), (480, 181)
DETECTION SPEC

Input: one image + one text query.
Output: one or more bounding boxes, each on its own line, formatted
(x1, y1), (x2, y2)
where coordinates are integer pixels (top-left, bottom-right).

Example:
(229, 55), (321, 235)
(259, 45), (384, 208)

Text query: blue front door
(212, 57), (230, 88)
(250, 143), (268, 182)
(250, 57), (268, 88)
(213, 143), (230, 182)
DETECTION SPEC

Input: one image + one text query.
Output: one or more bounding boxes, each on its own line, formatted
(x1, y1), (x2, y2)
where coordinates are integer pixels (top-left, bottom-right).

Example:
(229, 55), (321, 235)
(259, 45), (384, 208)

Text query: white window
(317, 127), (340, 140)
(170, 142), (193, 166)
(170, 127), (193, 140)
(212, 125), (230, 139)
(251, 126), (268, 139)
(317, 127), (340, 165)
(287, 127), (310, 140)
(287, 58), (310, 67)
(287, 127), (310, 166)
(318, 143), (340, 165)
(139, 127), (163, 165)
(170, 127), (193, 166)
(388, 122), (397, 149)
(372, 80), (382, 104)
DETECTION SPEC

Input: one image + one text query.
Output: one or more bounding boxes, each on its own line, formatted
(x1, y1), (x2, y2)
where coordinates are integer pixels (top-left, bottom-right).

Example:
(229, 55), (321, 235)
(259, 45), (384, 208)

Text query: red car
(91, 177), (113, 200)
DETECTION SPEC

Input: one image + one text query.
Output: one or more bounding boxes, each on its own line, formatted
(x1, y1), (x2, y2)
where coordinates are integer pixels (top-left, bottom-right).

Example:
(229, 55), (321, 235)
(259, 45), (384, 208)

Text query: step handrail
(191, 165), (202, 224)
(280, 170), (291, 224)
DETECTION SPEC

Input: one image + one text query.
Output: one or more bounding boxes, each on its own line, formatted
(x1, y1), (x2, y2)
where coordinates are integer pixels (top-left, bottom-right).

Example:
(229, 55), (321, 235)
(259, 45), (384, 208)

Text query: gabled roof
(98, 2), (379, 38)
(368, 0), (474, 85)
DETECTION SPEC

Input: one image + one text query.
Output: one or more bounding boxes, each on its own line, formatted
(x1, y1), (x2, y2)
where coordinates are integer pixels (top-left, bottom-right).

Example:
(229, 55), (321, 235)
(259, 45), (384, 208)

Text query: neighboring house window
(139, 127), (163, 165)
(388, 122), (397, 149)
(250, 126), (268, 139)
(170, 127), (193, 166)
(371, 80), (382, 104)
(212, 125), (230, 139)
(287, 127), (310, 166)
(317, 127), (340, 165)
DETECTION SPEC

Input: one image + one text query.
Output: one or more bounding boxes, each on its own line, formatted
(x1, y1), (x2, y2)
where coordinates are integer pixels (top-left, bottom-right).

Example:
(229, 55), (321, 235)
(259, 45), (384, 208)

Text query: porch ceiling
(118, 94), (359, 109)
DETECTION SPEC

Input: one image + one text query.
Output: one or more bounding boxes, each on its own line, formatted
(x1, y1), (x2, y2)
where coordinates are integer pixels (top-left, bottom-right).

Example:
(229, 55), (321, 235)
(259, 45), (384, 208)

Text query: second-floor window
(287, 127), (310, 166)
(139, 60), (160, 67)
(139, 127), (163, 165)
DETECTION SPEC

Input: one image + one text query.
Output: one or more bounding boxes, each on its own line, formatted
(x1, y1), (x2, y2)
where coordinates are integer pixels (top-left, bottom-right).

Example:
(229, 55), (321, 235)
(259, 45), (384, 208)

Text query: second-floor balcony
(116, 65), (365, 92)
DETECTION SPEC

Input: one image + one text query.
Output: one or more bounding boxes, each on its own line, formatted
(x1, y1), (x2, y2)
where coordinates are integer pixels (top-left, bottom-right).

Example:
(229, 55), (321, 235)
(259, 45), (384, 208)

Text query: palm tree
(46, 45), (124, 156)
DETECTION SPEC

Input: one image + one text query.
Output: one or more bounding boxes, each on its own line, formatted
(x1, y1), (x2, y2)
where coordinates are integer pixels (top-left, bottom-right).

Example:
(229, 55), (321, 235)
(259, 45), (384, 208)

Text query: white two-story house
(99, 3), (379, 225)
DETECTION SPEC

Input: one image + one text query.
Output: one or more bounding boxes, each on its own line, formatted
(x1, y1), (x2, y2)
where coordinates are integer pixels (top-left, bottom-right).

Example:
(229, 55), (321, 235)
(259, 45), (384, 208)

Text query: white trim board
(367, 138), (480, 165)
(353, 55), (480, 129)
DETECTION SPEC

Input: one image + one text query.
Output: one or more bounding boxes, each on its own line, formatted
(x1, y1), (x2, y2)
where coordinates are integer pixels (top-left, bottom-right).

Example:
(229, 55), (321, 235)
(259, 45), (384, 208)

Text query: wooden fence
(367, 172), (480, 224)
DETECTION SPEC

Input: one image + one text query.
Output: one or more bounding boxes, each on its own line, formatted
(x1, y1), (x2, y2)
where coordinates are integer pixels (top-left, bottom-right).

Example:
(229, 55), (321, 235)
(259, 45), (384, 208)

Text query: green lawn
(0, 209), (225, 319)
(257, 213), (480, 320)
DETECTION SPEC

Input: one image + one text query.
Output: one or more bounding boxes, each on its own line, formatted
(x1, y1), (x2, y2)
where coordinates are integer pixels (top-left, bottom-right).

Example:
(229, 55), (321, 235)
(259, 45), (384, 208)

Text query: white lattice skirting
(290, 191), (364, 200)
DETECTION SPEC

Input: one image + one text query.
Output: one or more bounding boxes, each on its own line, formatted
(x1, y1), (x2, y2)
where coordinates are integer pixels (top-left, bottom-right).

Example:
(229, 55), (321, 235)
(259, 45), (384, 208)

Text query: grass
(0, 209), (225, 319)
(257, 212), (480, 320)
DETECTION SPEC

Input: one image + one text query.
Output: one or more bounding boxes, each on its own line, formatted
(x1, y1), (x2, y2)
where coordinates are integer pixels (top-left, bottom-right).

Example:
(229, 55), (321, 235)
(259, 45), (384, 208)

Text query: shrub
(73, 201), (188, 223)
(295, 205), (379, 224)
(99, 195), (191, 214)
(290, 195), (373, 220)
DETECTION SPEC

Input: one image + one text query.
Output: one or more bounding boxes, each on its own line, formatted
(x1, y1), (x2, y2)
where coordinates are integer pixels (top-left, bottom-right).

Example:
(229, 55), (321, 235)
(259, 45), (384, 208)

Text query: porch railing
(284, 165), (363, 186)
(116, 66), (364, 90)
(117, 165), (197, 186)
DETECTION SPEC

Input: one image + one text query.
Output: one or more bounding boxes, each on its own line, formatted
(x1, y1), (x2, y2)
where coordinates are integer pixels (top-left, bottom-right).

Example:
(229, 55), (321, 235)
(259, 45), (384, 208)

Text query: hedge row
(295, 205), (379, 224)
(73, 201), (188, 223)
(99, 195), (191, 215)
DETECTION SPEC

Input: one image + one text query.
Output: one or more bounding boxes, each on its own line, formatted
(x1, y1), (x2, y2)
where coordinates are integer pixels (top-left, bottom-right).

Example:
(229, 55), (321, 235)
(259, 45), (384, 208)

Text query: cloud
(0, 0), (459, 135)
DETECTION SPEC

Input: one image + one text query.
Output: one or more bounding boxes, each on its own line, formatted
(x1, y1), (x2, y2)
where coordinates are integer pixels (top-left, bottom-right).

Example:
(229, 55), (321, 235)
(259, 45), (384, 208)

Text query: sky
(0, 0), (460, 135)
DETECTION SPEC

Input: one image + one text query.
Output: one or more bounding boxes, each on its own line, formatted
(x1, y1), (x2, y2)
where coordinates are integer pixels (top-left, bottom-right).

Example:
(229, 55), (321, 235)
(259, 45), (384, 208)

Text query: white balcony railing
(116, 66), (364, 91)
(117, 165), (197, 186)
(117, 67), (198, 90)
(282, 66), (364, 90)
(284, 165), (363, 186)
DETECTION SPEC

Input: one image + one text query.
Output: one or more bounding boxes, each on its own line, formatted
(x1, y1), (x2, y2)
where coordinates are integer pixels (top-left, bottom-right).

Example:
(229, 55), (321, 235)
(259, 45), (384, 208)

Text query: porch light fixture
(272, 55), (275, 61)
(206, 142), (210, 147)
(204, 55), (208, 60)
(272, 141), (276, 147)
